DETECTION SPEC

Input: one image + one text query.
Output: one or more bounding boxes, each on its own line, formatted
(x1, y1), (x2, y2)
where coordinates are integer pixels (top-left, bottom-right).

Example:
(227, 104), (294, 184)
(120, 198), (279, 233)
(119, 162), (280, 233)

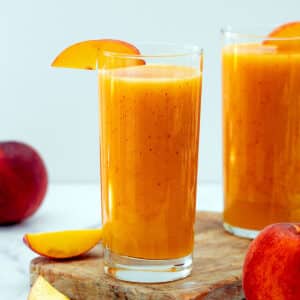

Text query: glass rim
(102, 42), (203, 59)
(221, 24), (300, 41)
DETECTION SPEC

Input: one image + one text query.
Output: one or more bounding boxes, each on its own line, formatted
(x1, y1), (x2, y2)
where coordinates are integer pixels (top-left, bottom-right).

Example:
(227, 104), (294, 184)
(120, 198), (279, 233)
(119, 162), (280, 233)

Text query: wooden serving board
(30, 212), (250, 299)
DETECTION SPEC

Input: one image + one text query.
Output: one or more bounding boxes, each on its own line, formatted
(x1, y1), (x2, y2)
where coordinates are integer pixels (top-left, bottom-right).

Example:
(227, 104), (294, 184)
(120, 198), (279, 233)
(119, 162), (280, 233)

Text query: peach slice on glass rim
(263, 21), (300, 50)
(23, 229), (102, 259)
(51, 39), (145, 70)
(28, 276), (70, 300)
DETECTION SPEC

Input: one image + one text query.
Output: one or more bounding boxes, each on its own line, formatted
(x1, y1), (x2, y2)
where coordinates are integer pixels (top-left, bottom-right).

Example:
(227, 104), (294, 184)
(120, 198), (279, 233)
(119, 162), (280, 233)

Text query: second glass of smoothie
(99, 43), (203, 282)
(222, 26), (300, 238)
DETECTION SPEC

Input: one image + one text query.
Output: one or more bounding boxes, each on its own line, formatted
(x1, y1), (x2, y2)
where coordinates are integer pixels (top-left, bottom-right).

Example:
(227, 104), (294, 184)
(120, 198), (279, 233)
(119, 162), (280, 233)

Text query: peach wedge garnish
(28, 276), (70, 300)
(51, 39), (145, 70)
(263, 21), (300, 50)
(23, 229), (102, 259)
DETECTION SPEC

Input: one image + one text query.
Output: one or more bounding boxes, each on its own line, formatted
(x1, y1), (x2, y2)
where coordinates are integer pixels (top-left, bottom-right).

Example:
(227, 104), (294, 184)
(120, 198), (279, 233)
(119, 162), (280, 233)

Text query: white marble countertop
(0, 183), (222, 300)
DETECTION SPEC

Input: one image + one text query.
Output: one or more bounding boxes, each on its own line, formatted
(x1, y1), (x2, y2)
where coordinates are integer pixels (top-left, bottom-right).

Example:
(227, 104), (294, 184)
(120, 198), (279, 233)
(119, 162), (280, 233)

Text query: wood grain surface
(30, 211), (250, 299)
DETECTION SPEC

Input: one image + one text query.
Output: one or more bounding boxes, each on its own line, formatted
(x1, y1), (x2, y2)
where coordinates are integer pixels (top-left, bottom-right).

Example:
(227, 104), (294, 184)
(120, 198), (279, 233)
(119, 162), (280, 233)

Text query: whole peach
(0, 141), (47, 224)
(243, 223), (300, 300)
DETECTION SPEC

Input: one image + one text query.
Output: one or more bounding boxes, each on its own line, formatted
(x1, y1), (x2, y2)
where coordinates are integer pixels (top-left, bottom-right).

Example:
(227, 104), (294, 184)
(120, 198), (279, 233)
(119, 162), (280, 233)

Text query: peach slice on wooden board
(51, 39), (145, 70)
(263, 21), (300, 50)
(28, 276), (70, 300)
(23, 229), (102, 259)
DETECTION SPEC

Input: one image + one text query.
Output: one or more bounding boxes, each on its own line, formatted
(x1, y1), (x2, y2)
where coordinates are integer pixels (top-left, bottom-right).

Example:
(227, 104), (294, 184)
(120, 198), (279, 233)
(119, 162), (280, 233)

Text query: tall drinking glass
(222, 27), (300, 238)
(98, 43), (203, 282)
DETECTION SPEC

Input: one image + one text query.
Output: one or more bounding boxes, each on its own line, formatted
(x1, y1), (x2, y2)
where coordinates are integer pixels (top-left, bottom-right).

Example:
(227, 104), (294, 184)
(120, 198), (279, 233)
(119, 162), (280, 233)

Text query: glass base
(103, 248), (192, 283)
(224, 222), (259, 239)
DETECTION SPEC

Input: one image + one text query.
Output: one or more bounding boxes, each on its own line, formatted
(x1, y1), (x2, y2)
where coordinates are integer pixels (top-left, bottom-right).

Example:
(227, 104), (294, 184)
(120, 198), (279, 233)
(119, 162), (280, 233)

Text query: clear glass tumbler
(98, 43), (203, 282)
(222, 26), (300, 238)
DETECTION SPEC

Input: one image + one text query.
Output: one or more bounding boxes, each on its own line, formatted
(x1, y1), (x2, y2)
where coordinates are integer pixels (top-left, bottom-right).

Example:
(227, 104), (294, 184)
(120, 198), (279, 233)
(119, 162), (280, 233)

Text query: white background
(0, 0), (299, 183)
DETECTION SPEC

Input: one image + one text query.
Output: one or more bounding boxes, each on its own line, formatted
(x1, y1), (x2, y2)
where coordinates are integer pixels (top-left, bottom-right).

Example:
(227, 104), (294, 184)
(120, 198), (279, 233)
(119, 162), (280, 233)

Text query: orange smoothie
(223, 44), (300, 230)
(99, 64), (201, 259)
